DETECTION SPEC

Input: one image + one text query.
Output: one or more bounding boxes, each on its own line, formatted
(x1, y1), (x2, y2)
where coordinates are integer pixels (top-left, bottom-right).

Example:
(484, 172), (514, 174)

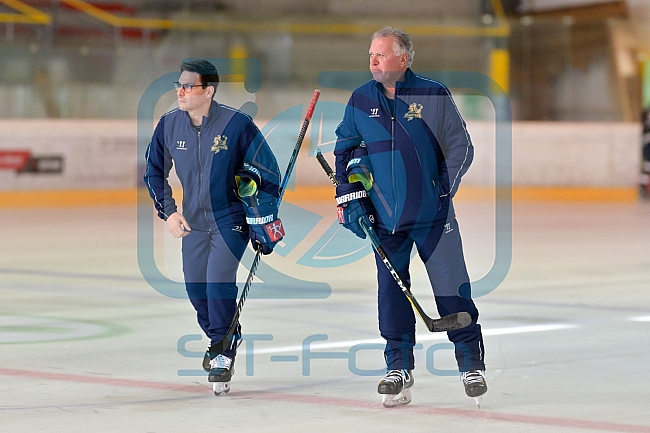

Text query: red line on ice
(1, 367), (649, 433)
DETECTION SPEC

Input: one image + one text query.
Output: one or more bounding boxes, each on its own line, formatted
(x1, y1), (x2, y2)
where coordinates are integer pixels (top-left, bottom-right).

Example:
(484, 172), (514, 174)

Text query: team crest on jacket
(211, 135), (228, 153)
(404, 103), (423, 121)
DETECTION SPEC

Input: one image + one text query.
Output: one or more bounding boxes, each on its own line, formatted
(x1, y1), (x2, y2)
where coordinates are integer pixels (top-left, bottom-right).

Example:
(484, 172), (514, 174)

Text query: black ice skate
(202, 346), (211, 372)
(377, 369), (414, 408)
(208, 354), (235, 396)
(461, 370), (487, 408)
(203, 340), (236, 372)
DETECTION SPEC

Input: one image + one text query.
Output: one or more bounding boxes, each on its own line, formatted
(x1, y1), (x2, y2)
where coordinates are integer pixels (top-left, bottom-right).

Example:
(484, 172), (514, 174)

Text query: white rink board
(0, 120), (137, 191)
(0, 119), (642, 190)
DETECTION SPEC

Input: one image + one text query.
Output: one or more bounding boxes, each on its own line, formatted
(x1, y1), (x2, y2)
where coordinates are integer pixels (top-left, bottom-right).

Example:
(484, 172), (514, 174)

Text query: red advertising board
(0, 151), (31, 171)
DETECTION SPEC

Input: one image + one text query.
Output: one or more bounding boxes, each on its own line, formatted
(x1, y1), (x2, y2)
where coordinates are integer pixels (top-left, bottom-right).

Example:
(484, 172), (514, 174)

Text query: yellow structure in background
(0, 0), (509, 38)
(489, 48), (510, 94)
(228, 42), (248, 83)
(0, 0), (50, 24)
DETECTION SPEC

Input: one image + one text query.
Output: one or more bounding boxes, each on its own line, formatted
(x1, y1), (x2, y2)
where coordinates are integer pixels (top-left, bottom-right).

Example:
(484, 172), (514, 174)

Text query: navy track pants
(375, 218), (485, 372)
(181, 223), (248, 359)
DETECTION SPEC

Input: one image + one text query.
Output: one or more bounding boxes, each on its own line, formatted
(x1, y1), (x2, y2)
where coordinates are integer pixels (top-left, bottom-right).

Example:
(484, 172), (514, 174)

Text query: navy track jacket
(334, 68), (474, 232)
(144, 100), (281, 231)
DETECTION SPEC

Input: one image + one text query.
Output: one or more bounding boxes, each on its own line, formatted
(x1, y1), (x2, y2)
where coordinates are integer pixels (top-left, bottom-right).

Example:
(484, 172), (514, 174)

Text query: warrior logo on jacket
(211, 135), (228, 154)
(404, 103), (423, 121)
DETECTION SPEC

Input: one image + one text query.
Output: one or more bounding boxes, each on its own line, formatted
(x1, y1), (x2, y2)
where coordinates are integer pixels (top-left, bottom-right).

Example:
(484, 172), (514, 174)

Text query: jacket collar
(206, 100), (221, 124)
(373, 68), (415, 95)
(183, 99), (221, 127)
(395, 68), (415, 92)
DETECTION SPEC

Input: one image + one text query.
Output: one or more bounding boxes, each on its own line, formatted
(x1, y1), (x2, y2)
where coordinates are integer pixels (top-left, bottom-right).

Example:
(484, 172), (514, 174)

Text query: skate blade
(473, 396), (482, 408)
(212, 381), (231, 396)
(381, 388), (412, 408)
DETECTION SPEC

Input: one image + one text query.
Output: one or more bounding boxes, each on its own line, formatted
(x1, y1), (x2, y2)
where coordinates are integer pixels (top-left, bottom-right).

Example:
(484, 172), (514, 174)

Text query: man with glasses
(144, 59), (283, 395)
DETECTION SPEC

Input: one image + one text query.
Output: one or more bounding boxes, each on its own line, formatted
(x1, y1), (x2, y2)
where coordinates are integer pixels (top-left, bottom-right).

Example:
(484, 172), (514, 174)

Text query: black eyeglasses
(173, 82), (207, 92)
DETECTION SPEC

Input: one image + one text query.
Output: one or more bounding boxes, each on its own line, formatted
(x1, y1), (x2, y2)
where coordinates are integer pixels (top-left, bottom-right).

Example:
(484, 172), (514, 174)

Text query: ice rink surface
(1, 198), (649, 433)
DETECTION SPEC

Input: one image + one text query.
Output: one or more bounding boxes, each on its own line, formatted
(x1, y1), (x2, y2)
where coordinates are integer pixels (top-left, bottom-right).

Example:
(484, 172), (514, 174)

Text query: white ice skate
(208, 354), (234, 396)
(461, 370), (487, 408)
(377, 369), (413, 408)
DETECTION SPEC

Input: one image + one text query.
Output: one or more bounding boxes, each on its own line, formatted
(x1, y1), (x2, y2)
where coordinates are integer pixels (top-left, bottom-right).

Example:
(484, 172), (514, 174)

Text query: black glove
(335, 145), (376, 239)
(237, 170), (284, 255)
(241, 192), (284, 254)
(345, 144), (374, 191)
(335, 182), (375, 239)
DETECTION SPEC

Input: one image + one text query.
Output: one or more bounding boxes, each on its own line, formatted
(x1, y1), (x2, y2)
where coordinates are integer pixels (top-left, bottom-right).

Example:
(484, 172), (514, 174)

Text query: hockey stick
(207, 90), (321, 357)
(315, 149), (472, 333)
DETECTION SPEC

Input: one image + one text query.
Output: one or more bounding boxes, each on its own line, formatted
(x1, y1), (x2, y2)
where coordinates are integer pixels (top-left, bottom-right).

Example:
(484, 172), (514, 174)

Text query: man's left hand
(248, 217), (284, 255)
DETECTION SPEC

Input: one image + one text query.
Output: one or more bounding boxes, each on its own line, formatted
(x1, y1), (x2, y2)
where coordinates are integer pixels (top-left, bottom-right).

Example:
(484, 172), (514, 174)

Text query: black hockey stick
(206, 90), (321, 359)
(315, 149), (472, 333)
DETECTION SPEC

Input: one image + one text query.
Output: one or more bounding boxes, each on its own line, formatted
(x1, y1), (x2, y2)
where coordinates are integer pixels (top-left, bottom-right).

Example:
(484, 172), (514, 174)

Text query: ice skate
(202, 346), (211, 372)
(208, 354), (234, 396)
(461, 370), (487, 408)
(377, 369), (413, 408)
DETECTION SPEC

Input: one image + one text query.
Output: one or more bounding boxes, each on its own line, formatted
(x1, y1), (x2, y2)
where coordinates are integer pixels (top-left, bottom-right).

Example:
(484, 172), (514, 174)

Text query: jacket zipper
(391, 113), (397, 235)
(196, 129), (212, 231)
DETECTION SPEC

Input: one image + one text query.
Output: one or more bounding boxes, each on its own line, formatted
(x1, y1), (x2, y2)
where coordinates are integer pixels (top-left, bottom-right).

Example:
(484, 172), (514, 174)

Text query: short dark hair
(180, 59), (219, 98)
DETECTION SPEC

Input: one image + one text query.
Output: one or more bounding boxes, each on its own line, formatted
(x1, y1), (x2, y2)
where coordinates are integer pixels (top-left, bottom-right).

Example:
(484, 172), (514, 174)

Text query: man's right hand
(167, 212), (191, 238)
(335, 182), (375, 239)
